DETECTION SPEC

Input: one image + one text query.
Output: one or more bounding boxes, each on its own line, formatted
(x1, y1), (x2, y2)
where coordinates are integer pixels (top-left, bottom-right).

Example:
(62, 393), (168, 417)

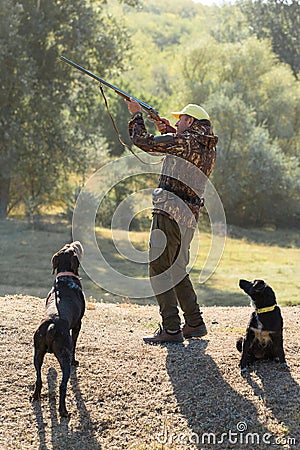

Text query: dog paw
(240, 367), (249, 377)
(59, 409), (71, 419)
(280, 362), (290, 370)
(30, 393), (41, 403)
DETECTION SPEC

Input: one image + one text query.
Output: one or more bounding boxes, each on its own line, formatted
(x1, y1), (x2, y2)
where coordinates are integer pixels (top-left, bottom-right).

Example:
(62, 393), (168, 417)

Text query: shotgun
(60, 56), (176, 132)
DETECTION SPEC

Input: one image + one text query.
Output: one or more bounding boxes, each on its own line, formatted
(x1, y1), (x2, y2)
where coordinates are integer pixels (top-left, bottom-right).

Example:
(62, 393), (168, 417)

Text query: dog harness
(46, 273), (83, 308)
(256, 304), (277, 314)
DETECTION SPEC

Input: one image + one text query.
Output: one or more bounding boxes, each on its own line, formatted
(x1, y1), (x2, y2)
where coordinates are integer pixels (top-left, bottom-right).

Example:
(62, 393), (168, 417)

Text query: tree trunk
(0, 175), (10, 219)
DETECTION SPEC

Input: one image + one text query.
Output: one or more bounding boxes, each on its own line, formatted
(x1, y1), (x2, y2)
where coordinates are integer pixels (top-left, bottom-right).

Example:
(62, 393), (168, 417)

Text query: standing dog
(237, 279), (289, 375)
(31, 241), (85, 417)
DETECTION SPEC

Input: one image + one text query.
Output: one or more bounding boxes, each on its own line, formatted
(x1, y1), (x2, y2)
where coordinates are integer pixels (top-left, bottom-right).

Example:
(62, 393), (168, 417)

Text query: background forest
(1, 0), (300, 228)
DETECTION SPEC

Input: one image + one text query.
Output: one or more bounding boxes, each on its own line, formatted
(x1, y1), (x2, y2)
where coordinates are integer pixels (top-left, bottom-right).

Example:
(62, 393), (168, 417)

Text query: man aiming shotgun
(126, 99), (218, 343)
(61, 56), (218, 344)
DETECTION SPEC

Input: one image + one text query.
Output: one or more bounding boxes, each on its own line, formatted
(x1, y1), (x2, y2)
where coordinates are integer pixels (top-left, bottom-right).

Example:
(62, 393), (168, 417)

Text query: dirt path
(0, 295), (299, 449)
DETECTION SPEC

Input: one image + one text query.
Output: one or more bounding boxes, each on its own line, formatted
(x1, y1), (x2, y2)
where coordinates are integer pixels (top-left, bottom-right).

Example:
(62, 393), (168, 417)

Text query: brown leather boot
(143, 326), (184, 344)
(182, 323), (207, 338)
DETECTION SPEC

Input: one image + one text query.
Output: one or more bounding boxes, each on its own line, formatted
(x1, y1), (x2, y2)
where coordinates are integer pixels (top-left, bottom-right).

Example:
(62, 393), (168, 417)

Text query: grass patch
(0, 219), (299, 306)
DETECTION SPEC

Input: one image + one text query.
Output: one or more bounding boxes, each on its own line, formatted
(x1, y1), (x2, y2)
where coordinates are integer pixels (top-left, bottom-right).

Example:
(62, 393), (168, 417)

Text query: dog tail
(46, 323), (56, 353)
(236, 337), (243, 353)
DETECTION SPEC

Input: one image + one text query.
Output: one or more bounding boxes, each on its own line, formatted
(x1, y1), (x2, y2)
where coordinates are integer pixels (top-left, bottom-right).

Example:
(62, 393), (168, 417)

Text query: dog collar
(256, 304), (276, 314)
(56, 271), (79, 279)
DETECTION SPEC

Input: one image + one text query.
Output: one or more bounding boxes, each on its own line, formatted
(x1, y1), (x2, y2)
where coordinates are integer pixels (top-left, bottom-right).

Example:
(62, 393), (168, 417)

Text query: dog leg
(236, 337), (243, 353)
(57, 350), (72, 418)
(240, 337), (251, 376)
(276, 335), (290, 370)
(71, 321), (82, 366)
(32, 345), (47, 401)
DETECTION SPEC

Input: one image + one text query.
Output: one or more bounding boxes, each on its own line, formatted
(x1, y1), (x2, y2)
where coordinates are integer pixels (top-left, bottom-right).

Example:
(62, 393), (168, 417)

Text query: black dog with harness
(31, 242), (85, 418)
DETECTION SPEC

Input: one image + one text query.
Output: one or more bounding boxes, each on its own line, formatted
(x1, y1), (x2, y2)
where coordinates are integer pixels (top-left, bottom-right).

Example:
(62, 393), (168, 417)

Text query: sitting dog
(237, 279), (289, 375)
(31, 241), (85, 417)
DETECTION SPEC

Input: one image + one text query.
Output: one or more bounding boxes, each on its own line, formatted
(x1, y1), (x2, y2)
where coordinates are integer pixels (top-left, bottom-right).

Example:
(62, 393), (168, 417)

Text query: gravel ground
(0, 295), (299, 450)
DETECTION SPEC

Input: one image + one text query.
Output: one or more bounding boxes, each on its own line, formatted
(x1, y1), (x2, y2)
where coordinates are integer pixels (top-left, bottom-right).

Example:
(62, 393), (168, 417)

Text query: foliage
(1, 0), (299, 229)
(209, 91), (298, 226)
(211, 4), (251, 43)
(240, 0), (300, 80)
(0, 0), (134, 219)
(96, 173), (155, 229)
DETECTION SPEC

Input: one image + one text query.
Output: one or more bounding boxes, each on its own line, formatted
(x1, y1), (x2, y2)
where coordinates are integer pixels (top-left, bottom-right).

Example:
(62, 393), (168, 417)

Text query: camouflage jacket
(128, 112), (218, 228)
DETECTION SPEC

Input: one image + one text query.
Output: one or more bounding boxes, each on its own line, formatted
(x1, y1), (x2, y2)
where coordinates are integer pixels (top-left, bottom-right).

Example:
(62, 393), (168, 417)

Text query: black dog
(31, 241), (85, 417)
(237, 279), (289, 375)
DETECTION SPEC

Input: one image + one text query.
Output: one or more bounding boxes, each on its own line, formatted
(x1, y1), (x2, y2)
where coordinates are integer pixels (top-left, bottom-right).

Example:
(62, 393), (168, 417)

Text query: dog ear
(253, 280), (266, 292)
(72, 241), (84, 261)
(52, 254), (59, 274)
(70, 253), (80, 275)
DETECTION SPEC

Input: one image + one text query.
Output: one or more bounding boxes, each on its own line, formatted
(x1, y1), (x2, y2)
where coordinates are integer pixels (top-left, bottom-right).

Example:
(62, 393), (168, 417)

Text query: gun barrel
(60, 56), (159, 119)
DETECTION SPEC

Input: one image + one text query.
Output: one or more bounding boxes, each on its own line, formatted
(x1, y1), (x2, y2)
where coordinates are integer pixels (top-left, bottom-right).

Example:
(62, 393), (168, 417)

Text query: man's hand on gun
(154, 117), (172, 134)
(126, 98), (174, 135)
(125, 98), (142, 115)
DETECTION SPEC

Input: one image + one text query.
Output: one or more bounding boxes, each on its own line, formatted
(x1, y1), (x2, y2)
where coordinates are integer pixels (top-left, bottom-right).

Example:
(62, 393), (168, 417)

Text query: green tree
(240, 0), (300, 79)
(181, 36), (300, 155)
(0, 0), (134, 219)
(178, 33), (300, 226)
(211, 4), (250, 43)
(207, 93), (299, 226)
(0, 1), (25, 218)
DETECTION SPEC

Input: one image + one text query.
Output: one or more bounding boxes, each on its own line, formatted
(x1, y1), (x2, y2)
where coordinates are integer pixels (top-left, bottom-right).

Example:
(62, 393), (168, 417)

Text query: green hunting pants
(149, 213), (204, 331)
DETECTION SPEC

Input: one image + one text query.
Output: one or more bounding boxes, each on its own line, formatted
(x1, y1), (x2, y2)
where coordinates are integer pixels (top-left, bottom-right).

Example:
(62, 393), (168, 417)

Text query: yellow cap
(171, 104), (210, 121)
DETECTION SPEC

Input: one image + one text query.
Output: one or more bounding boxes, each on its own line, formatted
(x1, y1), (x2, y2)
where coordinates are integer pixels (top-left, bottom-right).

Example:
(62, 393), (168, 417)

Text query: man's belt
(156, 188), (204, 207)
(184, 195), (204, 206)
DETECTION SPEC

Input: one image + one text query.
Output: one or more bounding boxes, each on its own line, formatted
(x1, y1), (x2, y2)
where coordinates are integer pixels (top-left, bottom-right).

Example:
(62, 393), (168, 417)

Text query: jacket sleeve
(128, 112), (217, 157)
(128, 112), (185, 156)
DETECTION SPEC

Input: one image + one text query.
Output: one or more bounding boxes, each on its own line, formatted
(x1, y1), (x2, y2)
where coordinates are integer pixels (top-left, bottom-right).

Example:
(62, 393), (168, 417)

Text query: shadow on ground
(166, 340), (281, 449)
(32, 367), (101, 450)
(244, 362), (300, 446)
